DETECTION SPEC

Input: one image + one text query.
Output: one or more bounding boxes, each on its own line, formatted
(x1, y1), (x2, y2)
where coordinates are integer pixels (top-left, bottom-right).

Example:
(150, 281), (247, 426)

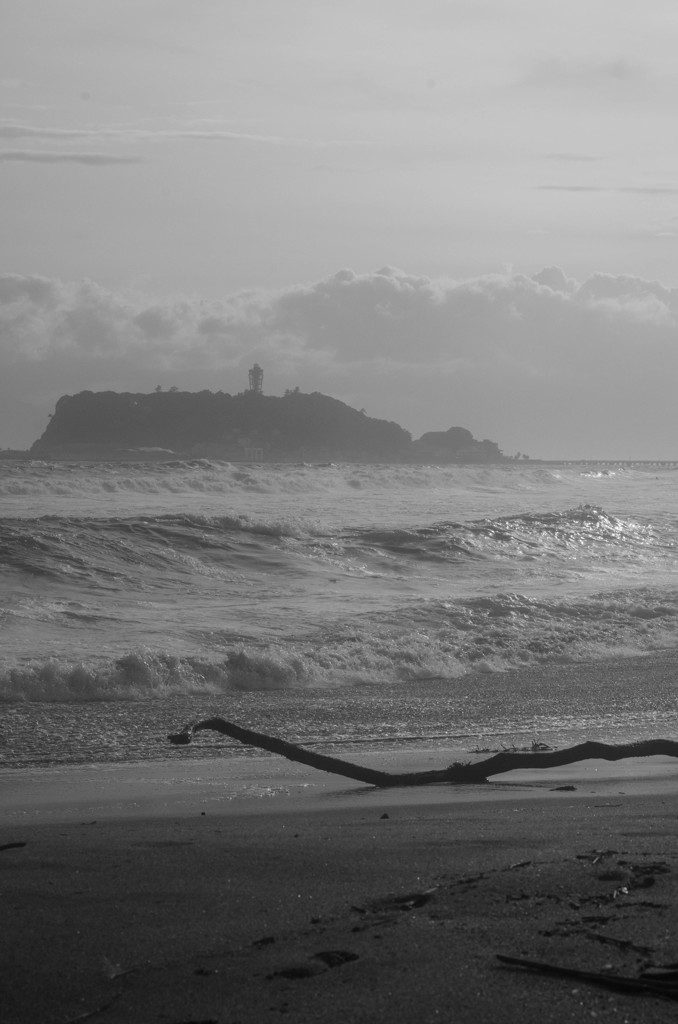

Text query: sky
(2, 0), (678, 458)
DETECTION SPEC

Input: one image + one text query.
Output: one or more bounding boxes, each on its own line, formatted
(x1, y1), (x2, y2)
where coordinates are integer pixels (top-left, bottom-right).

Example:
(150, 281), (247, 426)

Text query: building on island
(248, 364), (263, 395)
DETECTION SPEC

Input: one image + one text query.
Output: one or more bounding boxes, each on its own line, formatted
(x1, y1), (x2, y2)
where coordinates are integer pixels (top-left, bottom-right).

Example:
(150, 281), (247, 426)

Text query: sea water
(2, 459), (678, 769)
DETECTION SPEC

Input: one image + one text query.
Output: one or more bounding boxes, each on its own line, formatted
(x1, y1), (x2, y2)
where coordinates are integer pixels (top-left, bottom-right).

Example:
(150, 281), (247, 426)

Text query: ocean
(2, 459), (678, 770)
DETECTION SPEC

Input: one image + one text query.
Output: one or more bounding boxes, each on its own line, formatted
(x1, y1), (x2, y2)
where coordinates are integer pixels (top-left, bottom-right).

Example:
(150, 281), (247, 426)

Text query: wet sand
(3, 750), (678, 1023)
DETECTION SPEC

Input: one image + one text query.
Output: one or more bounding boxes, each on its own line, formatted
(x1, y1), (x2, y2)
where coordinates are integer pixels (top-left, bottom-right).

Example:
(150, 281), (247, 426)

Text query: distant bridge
(543, 460), (678, 470)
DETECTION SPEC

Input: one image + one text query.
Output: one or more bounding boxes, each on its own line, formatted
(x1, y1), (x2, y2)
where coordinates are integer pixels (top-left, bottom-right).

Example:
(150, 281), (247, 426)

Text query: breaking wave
(0, 458), (568, 500)
(3, 585), (678, 702)
(2, 504), (675, 589)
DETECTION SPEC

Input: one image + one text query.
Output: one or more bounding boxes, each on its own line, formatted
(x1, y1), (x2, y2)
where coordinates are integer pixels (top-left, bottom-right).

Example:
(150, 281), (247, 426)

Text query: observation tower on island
(248, 363), (263, 394)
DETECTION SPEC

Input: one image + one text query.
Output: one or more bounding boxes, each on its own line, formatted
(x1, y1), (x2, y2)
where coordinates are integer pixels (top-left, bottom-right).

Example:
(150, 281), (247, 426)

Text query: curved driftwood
(168, 719), (678, 786)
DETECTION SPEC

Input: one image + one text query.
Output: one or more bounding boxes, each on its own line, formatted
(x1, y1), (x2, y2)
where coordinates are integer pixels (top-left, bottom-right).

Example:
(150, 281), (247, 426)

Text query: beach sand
(3, 737), (678, 1024)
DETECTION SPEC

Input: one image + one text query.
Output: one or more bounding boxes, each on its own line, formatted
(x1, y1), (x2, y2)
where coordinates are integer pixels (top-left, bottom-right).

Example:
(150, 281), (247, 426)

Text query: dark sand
(3, 757), (678, 1024)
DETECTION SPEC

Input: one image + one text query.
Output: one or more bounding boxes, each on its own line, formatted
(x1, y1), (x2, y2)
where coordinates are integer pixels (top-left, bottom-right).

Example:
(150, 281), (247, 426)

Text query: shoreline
(5, 648), (678, 769)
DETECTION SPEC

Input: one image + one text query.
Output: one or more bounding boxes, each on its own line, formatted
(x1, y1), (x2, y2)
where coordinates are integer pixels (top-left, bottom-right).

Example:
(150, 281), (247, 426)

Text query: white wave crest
(4, 584), (678, 702)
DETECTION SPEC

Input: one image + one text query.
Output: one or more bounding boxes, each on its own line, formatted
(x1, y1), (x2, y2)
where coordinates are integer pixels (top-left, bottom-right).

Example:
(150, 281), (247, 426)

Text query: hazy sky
(2, 0), (678, 457)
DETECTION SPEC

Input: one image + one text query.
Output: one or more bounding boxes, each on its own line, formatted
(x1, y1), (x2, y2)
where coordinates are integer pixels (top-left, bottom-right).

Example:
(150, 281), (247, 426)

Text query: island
(29, 373), (506, 463)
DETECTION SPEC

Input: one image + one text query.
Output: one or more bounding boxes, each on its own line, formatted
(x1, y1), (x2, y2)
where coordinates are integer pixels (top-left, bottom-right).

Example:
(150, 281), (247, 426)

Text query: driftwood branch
(497, 954), (678, 1001)
(168, 719), (678, 786)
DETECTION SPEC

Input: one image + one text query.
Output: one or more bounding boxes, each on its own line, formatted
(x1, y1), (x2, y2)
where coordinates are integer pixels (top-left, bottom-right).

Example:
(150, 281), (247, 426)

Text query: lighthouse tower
(248, 363), (263, 394)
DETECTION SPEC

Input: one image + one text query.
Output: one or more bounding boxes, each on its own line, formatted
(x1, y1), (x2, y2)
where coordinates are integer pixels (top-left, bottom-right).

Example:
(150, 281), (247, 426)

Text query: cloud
(0, 150), (143, 164)
(0, 124), (96, 139)
(0, 119), (312, 167)
(542, 153), (600, 163)
(526, 56), (647, 90)
(2, 266), (678, 457)
(536, 184), (678, 194)
(0, 121), (358, 147)
(531, 266), (576, 294)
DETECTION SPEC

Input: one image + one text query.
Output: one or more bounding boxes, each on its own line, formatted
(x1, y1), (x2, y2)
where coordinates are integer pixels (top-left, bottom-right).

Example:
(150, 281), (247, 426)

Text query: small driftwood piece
(497, 954), (678, 1001)
(168, 719), (678, 786)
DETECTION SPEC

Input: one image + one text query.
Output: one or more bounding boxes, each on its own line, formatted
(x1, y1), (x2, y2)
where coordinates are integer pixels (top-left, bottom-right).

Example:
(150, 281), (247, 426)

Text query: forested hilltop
(30, 388), (506, 462)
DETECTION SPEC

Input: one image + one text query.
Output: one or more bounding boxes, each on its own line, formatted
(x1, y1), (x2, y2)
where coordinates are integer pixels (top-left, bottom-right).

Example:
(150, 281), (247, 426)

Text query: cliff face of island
(30, 389), (506, 463)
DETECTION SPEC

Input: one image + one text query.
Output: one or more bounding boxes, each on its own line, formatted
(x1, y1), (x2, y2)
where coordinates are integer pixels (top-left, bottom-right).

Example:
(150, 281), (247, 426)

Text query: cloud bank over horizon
(2, 265), (676, 459)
